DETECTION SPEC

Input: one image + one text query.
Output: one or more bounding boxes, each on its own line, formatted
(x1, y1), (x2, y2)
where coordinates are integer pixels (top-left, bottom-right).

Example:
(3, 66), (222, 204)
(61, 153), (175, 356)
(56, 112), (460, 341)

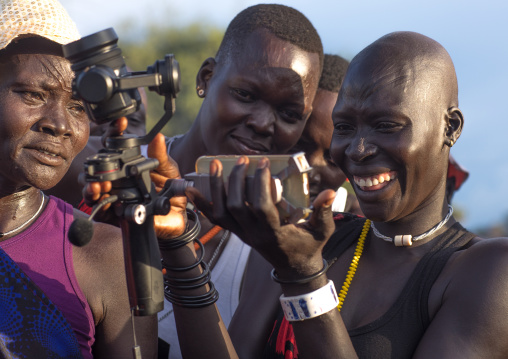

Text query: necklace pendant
(394, 234), (412, 246)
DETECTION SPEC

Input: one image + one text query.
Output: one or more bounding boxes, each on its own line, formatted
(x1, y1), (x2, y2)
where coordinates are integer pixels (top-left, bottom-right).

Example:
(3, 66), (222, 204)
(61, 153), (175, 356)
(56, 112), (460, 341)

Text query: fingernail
(257, 157), (269, 169)
(236, 156), (246, 165)
(210, 160), (218, 176)
(323, 197), (334, 208)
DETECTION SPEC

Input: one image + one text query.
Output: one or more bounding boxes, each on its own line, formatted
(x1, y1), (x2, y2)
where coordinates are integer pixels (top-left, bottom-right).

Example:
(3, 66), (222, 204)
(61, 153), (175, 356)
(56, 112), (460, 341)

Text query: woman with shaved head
(183, 31), (508, 358)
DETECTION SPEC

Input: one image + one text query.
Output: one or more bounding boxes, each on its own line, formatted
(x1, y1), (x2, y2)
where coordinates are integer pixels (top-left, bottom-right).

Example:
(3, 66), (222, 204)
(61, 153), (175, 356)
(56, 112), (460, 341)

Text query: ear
(196, 57), (217, 97)
(444, 107), (464, 147)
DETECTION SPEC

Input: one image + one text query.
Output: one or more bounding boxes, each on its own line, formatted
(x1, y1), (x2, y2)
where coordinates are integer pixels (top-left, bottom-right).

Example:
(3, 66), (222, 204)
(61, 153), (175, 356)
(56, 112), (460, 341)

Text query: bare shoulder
(71, 210), (157, 358)
(416, 236), (508, 357)
(440, 235), (508, 295)
(72, 209), (123, 263)
(71, 209), (126, 322)
(451, 235), (508, 275)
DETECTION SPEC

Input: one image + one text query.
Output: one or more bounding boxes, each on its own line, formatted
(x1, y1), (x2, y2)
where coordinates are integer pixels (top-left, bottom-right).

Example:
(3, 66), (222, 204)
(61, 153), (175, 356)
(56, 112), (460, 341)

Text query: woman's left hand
(187, 156), (336, 278)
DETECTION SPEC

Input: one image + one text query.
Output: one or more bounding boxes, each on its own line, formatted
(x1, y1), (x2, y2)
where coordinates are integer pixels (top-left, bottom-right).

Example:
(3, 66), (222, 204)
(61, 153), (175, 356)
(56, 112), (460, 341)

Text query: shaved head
(343, 31), (458, 115)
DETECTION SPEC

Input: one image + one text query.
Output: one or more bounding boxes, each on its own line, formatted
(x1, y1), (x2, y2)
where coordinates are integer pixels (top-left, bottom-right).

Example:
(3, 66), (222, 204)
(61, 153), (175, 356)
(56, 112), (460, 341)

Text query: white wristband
(279, 280), (339, 322)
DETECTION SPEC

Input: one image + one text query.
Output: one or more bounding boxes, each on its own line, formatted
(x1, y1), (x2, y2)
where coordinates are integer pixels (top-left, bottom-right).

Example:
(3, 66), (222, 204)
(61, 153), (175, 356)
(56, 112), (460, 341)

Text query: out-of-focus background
(60, 0), (508, 236)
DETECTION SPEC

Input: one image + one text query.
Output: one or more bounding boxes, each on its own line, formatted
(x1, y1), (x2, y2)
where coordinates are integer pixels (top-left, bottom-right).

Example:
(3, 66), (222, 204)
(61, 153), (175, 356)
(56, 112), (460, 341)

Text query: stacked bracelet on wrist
(161, 210), (219, 308)
(280, 280), (339, 321)
(158, 209), (201, 250)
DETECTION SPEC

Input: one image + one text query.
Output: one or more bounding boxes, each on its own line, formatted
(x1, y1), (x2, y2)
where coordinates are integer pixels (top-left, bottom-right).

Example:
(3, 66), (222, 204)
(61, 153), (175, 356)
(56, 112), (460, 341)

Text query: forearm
(160, 240), (238, 359)
(278, 270), (357, 358)
(229, 250), (282, 359)
(291, 308), (357, 358)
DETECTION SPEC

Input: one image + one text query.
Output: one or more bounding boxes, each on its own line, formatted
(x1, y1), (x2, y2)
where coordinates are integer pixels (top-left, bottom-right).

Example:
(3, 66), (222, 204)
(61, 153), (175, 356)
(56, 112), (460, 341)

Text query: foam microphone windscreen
(68, 218), (94, 247)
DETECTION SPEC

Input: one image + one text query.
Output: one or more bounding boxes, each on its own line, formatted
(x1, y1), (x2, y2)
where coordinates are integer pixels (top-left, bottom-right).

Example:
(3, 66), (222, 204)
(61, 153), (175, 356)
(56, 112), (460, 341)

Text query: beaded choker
(371, 205), (454, 246)
(0, 192), (45, 239)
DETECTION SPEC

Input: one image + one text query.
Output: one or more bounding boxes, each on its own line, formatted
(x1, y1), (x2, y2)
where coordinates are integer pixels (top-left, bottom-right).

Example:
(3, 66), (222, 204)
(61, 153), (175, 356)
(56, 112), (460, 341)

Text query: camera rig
(63, 28), (179, 317)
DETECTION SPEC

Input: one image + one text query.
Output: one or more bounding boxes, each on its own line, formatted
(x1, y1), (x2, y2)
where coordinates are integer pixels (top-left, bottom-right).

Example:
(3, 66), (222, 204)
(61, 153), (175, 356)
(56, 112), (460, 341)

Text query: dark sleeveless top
(264, 215), (476, 359)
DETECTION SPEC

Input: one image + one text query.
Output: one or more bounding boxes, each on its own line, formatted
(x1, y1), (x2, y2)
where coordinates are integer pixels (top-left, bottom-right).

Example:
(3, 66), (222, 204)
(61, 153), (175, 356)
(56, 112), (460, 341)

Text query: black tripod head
(63, 28), (180, 316)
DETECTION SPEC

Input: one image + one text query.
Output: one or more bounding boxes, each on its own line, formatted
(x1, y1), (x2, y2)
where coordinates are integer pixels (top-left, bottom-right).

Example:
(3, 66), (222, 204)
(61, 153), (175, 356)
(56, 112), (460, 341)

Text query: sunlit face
(291, 88), (346, 201)
(0, 51), (89, 192)
(330, 60), (449, 222)
(198, 30), (321, 156)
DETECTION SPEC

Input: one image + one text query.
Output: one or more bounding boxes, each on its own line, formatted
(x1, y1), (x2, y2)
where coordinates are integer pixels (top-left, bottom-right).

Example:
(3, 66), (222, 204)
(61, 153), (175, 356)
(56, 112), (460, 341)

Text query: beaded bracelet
(158, 209), (201, 250)
(271, 258), (329, 285)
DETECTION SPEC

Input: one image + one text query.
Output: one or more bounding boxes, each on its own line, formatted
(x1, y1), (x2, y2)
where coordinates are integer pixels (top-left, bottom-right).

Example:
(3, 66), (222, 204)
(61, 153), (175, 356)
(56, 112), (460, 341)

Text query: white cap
(0, 0), (80, 50)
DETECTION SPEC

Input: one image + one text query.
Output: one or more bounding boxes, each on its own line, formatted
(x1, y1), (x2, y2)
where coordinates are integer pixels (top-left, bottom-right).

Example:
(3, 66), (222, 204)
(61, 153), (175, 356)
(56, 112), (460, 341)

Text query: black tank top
(264, 216), (476, 359)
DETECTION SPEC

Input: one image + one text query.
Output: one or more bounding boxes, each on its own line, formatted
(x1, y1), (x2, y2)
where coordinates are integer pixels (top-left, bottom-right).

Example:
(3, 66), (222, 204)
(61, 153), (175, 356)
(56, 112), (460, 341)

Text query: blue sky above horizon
(60, 0), (508, 231)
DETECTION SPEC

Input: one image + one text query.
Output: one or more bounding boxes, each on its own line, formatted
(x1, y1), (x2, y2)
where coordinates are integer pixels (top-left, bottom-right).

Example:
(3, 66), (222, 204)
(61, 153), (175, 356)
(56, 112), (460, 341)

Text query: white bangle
(279, 280), (339, 322)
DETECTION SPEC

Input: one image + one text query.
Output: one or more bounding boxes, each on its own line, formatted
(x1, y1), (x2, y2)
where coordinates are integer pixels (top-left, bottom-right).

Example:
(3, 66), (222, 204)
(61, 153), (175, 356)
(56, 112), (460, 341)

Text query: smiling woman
(80, 4), (324, 358)
(73, 4), (323, 358)
(194, 30), (319, 159)
(152, 5), (323, 357)
(189, 31), (508, 359)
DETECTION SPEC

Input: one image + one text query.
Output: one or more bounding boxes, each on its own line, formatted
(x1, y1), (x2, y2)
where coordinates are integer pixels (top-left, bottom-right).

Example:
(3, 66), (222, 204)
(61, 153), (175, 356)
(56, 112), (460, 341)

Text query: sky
(60, 0), (508, 232)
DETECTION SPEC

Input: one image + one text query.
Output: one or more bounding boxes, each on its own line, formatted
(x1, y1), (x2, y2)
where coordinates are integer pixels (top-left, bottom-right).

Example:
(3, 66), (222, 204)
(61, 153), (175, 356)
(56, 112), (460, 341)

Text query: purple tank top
(0, 195), (95, 359)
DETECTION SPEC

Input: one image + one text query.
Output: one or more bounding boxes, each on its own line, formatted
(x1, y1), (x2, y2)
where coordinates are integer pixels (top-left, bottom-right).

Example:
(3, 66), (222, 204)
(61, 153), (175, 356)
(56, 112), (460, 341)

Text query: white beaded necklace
(0, 192), (45, 239)
(371, 205), (454, 246)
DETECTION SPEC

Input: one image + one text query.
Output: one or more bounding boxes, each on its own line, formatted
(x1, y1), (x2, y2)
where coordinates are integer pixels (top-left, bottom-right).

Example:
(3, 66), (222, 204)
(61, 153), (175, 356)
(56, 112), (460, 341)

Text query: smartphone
(183, 152), (312, 224)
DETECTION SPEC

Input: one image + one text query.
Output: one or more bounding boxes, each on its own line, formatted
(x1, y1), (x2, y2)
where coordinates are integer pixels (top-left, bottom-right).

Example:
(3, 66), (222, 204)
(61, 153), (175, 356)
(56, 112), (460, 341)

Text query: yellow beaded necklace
(337, 219), (371, 312)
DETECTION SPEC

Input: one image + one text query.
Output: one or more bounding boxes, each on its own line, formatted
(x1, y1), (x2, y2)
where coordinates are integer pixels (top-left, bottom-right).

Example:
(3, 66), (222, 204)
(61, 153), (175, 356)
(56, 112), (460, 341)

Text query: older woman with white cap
(0, 0), (157, 358)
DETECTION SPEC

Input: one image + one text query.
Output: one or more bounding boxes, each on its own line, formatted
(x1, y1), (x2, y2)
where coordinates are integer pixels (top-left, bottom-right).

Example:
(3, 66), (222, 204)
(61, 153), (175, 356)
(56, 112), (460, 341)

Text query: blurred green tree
(118, 22), (224, 137)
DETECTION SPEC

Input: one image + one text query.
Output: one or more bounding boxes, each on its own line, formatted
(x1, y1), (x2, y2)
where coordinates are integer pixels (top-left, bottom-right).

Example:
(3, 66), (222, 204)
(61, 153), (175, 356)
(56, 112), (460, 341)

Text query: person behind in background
(226, 54), (352, 350)
(289, 53), (362, 214)
(446, 154), (469, 203)
(226, 53), (352, 352)
(188, 31), (508, 358)
(0, 1), (156, 357)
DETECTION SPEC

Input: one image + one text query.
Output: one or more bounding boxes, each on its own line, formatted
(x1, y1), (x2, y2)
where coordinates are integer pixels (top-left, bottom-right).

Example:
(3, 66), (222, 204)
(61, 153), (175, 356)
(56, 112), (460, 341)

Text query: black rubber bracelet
(271, 258), (329, 285)
(164, 262), (211, 290)
(161, 238), (205, 272)
(167, 292), (219, 308)
(165, 282), (220, 308)
(165, 282), (217, 302)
